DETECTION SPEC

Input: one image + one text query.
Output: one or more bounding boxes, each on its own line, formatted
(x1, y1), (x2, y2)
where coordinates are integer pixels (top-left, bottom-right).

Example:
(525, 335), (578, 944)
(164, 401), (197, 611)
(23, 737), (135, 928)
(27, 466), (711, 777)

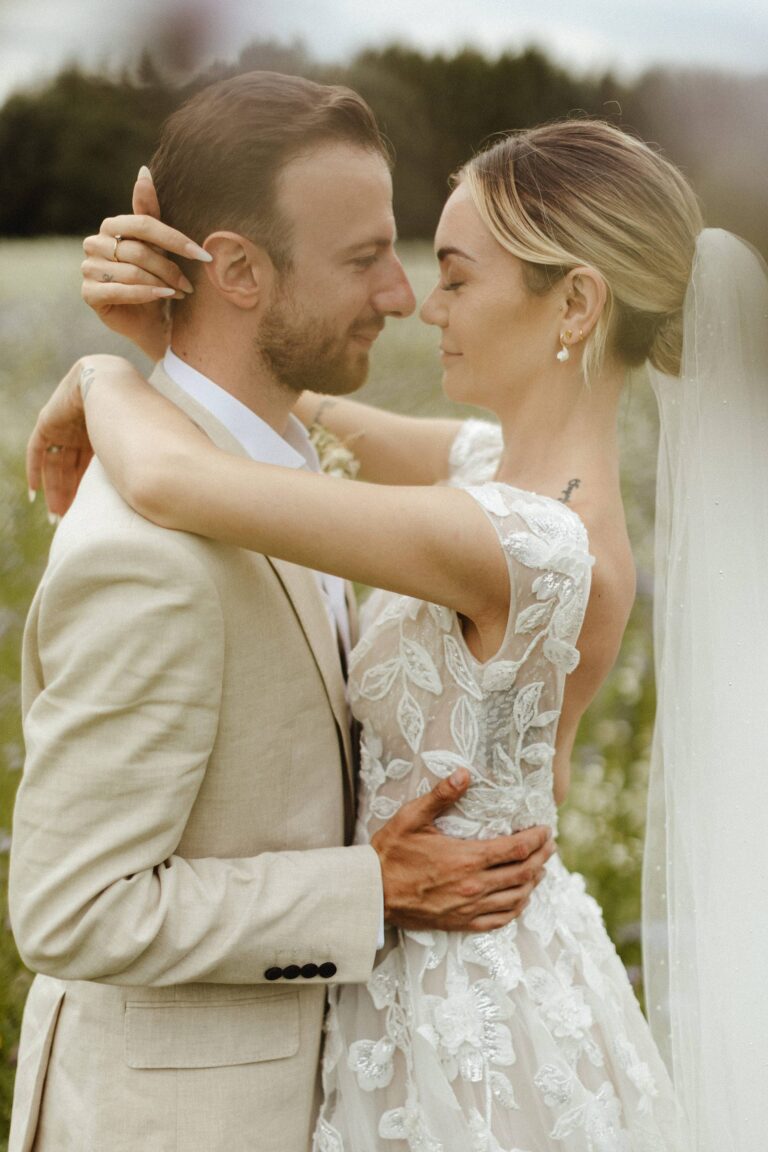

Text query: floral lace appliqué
(314, 422), (680, 1152)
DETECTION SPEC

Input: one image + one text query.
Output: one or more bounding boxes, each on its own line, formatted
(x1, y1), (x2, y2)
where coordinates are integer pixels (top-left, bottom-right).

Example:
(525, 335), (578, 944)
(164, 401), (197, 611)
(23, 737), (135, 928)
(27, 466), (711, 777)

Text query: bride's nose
(420, 284), (446, 327)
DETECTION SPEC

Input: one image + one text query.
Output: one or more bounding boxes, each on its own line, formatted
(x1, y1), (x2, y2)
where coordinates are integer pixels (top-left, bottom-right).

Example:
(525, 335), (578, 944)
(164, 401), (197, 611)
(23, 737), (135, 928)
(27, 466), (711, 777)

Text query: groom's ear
(200, 231), (275, 310)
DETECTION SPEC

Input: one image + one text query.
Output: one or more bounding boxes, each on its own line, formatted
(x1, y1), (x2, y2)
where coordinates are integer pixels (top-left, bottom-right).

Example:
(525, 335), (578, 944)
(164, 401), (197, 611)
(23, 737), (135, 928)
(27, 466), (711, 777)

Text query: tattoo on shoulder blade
(559, 478), (581, 504)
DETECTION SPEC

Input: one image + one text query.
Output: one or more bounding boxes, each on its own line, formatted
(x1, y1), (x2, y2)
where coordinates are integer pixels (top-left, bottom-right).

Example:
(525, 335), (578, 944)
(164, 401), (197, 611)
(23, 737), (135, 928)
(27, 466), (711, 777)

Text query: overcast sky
(1, 0), (766, 105)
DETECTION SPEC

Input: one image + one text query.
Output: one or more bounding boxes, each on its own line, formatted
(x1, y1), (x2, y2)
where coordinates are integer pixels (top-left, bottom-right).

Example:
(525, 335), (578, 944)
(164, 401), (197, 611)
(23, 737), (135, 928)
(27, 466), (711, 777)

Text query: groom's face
(255, 143), (416, 395)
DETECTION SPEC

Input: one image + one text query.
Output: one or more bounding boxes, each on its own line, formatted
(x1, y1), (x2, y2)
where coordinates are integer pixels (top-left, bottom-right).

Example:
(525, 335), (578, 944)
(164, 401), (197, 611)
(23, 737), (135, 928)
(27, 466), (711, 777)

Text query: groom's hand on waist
(370, 768), (555, 934)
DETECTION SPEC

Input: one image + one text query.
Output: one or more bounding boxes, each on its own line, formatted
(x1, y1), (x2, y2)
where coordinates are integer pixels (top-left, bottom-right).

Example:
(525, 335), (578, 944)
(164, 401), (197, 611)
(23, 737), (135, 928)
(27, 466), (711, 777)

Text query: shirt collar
(163, 347), (320, 471)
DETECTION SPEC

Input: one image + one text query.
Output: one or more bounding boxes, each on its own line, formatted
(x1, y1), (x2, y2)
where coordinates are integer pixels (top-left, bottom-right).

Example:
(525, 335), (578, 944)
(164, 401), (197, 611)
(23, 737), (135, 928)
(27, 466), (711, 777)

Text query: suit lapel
(148, 365), (354, 802)
(267, 557), (354, 779)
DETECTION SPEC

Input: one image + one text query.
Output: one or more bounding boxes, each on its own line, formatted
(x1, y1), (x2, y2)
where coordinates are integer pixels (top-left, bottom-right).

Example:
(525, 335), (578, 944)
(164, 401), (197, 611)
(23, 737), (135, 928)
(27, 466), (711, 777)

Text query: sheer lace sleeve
(435, 482), (594, 836)
(348, 481), (593, 846)
(448, 419), (503, 485)
(462, 483), (593, 677)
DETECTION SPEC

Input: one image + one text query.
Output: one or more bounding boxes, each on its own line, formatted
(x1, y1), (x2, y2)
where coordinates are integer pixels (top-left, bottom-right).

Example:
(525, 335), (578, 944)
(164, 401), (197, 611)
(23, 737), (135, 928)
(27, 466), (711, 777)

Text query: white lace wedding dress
(314, 421), (681, 1152)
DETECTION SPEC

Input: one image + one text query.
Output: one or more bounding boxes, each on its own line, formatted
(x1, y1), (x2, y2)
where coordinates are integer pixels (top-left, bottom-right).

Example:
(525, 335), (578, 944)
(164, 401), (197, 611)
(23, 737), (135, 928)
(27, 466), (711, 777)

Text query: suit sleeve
(10, 529), (381, 986)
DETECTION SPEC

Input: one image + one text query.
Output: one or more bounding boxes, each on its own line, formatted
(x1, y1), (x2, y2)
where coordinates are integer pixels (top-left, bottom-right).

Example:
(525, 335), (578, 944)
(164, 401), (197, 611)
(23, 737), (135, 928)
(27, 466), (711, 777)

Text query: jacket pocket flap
(124, 992), (299, 1069)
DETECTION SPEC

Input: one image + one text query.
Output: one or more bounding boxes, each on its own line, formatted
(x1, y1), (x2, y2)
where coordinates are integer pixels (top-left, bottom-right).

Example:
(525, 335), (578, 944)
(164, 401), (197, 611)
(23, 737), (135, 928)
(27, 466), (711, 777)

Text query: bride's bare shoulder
(568, 497), (636, 693)
(552, 498), (635, 801)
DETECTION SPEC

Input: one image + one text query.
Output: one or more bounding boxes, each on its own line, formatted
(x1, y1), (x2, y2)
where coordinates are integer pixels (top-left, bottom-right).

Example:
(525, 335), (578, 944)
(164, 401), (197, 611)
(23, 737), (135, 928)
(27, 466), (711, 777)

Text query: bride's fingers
(26, 423), (47, 496)
(40, 445), (82, 517)
(82, 280), (177, 307)
(81, 254), (191, 297)
(132, 167), (160, 217)
(44, 443), (94, 517)
(97, 214), (210, 262)
(82, 237), (194, 294)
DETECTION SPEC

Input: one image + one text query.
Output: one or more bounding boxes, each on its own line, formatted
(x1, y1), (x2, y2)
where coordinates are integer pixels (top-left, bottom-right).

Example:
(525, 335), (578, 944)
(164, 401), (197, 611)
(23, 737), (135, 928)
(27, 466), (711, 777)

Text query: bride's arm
(81, 171), (465, 486)
(74, 357), (507, 625)
(294, 392), (462, 486)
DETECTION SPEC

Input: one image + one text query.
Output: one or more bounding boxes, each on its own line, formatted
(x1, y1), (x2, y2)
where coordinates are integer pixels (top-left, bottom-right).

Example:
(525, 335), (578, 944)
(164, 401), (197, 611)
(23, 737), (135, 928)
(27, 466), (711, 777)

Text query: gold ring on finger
(112, 234), (123, 262)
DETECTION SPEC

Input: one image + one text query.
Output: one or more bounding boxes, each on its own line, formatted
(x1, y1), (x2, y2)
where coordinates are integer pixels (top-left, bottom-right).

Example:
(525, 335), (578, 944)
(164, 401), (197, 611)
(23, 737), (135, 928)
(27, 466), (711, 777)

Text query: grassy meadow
(0, 239), (660, 1144)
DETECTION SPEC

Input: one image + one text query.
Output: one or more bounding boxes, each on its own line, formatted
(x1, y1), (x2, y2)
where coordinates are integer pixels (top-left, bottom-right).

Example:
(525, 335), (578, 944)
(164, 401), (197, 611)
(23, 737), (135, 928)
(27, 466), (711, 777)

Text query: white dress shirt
(163, 348), (351, 657)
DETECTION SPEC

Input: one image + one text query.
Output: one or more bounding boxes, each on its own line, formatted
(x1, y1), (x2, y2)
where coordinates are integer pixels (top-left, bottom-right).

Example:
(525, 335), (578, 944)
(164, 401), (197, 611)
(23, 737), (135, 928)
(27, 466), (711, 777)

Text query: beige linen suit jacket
(8, 366), (382, 1152)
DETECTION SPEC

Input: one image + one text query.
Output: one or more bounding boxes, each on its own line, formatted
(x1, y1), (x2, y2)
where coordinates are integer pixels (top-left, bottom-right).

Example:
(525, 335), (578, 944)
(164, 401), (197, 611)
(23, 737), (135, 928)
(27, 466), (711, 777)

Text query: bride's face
(420, 184), (563, 412)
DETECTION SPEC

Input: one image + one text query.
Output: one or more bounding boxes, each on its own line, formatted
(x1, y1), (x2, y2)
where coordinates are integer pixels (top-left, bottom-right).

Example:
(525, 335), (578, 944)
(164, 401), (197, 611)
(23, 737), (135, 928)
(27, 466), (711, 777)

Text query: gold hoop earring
(557, 330), (573, 363)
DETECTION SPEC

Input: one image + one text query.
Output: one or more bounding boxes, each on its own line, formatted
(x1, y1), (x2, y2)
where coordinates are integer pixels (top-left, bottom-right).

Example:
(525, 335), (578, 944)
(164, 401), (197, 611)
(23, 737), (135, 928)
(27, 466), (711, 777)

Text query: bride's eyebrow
(436, 246), (477, 263)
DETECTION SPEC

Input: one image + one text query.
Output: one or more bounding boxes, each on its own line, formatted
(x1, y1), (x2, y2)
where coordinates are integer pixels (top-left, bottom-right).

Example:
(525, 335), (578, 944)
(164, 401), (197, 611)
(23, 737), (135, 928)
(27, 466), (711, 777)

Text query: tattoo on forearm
(80, 365), (97, 401)
(559, 478), (581, 504)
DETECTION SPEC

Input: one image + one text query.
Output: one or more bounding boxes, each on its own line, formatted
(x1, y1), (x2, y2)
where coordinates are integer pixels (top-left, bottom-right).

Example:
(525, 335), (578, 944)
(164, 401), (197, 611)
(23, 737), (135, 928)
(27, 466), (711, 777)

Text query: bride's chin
(440, 379), (465, 405)
(440, 371), (486, 409)
(439, 365), (465, 400)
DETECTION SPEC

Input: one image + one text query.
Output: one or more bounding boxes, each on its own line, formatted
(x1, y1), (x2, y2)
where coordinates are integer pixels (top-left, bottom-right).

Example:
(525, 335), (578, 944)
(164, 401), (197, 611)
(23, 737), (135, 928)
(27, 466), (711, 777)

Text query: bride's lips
(440, 346), (462, 359)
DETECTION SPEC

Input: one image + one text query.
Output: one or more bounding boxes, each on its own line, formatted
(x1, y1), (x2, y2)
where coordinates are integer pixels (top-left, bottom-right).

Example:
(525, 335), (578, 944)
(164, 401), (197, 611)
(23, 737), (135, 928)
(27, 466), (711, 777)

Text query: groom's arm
(10, 523), (382, 987)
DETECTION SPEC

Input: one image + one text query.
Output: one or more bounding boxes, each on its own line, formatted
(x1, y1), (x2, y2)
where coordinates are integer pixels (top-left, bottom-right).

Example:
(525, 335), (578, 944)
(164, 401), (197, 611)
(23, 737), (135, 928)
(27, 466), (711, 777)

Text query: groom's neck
(169, 319), (297, 436)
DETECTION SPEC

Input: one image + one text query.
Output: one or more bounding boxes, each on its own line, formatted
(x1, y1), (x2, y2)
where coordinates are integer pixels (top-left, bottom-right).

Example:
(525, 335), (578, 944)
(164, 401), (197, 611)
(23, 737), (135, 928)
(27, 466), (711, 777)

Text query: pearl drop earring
(557, 330), (573, 363)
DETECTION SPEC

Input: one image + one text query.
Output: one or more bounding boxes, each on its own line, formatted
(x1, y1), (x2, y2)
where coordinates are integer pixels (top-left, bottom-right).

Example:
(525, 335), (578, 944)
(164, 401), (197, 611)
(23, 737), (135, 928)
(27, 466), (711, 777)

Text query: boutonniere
(308, 421), (361, 480)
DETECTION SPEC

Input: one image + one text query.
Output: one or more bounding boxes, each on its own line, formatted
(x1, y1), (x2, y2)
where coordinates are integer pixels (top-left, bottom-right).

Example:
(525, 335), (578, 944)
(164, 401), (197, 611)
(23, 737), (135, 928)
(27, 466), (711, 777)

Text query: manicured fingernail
(138, 165), (153, 182)
(28, 488), (36, 503)
(153, 287), (176, 298)
(185, 242), (213, 262)
(179, 275), (194, 293)
(449, 769), (465, 787)
(47, 512), (60, 526)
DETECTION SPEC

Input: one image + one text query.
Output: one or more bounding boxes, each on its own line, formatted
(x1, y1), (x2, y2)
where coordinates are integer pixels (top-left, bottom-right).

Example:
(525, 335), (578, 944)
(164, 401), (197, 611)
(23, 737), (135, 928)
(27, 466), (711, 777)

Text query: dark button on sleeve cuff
(264, 967), (283, 981)
(283, 964), (301, 980)
(318, 962), (337, 979)
(300, 963), (319, 979)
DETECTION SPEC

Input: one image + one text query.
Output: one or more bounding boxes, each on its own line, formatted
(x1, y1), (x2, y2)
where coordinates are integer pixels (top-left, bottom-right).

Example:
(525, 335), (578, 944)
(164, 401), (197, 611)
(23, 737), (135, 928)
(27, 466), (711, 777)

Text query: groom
(9, 73), (552, 1152)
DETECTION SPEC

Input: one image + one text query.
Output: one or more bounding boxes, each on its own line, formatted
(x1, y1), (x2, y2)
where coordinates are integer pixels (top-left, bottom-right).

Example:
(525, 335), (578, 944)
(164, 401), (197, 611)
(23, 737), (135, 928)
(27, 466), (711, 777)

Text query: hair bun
(648, 308), (684, 376)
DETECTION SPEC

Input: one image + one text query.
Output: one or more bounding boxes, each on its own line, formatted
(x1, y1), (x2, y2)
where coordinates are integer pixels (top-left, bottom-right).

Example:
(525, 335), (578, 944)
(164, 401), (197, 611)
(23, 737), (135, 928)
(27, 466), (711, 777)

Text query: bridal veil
(644, 228), (768, 1149)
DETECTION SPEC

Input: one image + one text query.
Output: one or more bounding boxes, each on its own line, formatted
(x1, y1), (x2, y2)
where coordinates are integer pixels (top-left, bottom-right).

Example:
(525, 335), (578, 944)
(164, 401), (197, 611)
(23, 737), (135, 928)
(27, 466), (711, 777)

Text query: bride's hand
(27, 355), (125, 517)
(81, 168), (212, 361)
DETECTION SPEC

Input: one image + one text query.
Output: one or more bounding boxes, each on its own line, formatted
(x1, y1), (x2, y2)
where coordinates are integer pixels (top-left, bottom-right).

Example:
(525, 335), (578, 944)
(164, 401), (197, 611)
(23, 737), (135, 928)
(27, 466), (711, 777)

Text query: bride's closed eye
(439, 280), (464, 292)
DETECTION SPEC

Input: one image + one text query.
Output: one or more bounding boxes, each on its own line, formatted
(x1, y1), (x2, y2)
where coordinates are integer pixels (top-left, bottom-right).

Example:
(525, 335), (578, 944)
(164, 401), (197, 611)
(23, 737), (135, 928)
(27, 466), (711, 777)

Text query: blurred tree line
(0, 38), (766, 251)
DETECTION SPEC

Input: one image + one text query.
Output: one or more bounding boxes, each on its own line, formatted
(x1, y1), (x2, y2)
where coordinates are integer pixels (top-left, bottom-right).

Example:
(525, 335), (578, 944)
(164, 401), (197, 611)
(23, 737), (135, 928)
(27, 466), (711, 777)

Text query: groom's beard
(256, 293), (379, 397)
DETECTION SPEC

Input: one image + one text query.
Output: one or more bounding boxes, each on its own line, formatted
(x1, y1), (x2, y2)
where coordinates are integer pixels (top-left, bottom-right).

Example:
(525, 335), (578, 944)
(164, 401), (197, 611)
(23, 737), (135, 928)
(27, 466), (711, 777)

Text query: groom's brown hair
(150, 71), (391, 276)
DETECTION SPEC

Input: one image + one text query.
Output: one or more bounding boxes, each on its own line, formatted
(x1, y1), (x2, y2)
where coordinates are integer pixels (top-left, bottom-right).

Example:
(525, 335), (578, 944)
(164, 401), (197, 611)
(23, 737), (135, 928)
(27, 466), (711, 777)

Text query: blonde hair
(461, 120), (704, 379)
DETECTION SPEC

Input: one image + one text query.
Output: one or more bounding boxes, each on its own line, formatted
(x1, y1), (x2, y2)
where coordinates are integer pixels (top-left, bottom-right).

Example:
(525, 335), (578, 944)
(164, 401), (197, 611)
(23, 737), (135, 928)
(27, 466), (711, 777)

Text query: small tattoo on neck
(559, 478), (581, 504)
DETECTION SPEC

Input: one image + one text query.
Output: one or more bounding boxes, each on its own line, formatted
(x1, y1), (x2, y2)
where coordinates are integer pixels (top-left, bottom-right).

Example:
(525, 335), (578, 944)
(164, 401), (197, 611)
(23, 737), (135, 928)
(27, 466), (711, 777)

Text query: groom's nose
(372, 252), (416, 318)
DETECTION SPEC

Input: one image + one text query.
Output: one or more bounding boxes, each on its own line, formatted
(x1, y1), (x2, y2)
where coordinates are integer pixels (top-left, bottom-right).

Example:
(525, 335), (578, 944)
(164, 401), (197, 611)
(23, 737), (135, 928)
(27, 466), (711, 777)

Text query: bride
(30, 119), (768, 1149)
